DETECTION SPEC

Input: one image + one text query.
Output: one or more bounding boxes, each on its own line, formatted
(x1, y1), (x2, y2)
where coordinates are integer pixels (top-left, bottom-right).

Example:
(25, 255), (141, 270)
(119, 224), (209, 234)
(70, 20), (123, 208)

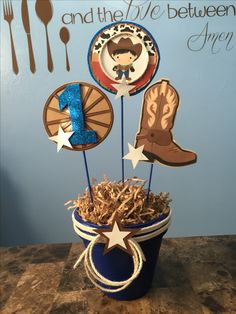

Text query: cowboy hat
(107, 37), (142, 59)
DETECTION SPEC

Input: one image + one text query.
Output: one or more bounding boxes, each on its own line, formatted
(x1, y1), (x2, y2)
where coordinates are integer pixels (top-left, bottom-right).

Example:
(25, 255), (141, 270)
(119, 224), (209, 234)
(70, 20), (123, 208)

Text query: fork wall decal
(3, 0), (19, 74)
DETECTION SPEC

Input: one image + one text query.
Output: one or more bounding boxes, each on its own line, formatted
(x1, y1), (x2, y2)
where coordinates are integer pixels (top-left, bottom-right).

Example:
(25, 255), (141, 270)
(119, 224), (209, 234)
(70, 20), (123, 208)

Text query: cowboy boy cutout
(107, 37), (142, 81)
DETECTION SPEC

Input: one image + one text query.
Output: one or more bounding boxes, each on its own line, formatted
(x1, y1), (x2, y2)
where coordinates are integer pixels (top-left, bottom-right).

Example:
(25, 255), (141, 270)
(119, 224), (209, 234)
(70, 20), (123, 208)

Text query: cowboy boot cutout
(135, 79), (197, 166)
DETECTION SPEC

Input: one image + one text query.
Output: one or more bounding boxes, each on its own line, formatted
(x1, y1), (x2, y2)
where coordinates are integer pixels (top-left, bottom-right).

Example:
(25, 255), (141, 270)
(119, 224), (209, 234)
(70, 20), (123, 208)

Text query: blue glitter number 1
(58, 84), (97, 145)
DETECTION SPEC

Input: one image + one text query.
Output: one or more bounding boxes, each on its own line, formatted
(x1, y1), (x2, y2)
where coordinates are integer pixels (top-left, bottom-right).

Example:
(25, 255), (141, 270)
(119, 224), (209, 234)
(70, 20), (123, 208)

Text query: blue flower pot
(73, 210), (171, 300)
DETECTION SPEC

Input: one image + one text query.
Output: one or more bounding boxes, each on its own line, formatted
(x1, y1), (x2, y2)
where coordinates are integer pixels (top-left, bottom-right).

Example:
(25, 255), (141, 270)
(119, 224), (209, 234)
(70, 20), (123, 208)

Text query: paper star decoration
(123, 143), (148, 168)
(94, 213), (140, 255)
(49, 126), (74, 152)
(112, 78), (135, 99)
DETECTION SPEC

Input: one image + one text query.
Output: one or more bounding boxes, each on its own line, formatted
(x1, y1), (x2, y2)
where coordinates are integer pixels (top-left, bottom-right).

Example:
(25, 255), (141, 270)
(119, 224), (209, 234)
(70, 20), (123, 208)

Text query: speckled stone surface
(1, 236), (235, 314)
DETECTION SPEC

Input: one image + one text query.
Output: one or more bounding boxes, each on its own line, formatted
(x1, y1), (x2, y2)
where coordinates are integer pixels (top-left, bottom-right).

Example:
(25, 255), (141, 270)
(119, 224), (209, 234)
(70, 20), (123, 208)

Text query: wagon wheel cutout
(43, 82), (114, 151)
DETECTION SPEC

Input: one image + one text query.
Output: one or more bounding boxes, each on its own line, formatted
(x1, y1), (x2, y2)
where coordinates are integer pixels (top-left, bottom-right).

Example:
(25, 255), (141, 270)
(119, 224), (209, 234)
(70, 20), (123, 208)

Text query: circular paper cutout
(88, 22), (160, 95)
(43, 82), (114, 151)
(99, 33), (149, 84)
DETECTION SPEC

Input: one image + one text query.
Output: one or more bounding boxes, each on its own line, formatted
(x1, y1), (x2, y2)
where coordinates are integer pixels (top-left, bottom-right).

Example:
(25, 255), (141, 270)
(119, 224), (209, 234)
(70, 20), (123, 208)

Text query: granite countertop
(0, 235), (235, 314)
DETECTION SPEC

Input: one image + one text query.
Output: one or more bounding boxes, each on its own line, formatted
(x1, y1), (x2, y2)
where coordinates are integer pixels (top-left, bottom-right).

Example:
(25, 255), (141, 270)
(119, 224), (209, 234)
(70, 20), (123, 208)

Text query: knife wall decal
(21, 0), (36, 73)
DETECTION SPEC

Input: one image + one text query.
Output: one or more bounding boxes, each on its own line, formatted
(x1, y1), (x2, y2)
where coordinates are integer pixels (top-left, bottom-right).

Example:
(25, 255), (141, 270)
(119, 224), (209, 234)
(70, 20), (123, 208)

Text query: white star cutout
(102, 221), (131, 250)
(123, 143), (148, 168)
(94, 213), (139, 255)
(49, 126), (74, 152)
(112, 78), (135, 99)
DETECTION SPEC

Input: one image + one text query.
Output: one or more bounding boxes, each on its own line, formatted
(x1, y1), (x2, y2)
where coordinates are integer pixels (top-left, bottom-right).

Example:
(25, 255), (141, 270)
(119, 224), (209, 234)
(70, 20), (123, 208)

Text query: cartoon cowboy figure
(107, 37), (142, 81)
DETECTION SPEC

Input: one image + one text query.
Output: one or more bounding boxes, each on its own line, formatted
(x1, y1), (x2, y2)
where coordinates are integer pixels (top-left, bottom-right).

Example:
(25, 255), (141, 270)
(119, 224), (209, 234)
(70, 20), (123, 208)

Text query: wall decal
(35, 0), (54, 72)
(59, 26), (71, 71)
(21, 0), (36, 73)
(3, 0), (19, 74)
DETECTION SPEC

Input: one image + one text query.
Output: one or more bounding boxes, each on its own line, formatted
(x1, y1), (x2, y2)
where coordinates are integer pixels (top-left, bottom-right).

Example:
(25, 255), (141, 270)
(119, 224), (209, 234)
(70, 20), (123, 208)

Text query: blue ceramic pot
(73, 210), (170, 300)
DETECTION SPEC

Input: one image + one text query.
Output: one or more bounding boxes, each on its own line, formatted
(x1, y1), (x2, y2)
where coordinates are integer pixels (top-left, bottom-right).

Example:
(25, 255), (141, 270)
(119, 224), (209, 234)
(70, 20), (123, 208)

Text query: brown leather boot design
(135, 80), (197, 166)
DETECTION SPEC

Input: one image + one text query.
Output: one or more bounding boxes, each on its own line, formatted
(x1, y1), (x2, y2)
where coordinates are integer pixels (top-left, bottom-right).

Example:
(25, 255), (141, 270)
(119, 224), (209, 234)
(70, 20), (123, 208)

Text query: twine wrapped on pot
(72, 208), (172, 296)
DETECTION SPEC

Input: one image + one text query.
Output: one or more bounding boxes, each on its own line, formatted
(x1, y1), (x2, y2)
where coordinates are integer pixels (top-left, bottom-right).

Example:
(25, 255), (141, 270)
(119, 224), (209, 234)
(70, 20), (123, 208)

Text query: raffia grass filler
(65, 177), (171, 225)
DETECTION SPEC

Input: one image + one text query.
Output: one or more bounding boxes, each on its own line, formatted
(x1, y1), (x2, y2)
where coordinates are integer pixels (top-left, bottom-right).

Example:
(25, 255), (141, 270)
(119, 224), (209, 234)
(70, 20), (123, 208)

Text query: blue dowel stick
(147, 163), (154, 201)
(121, 96), (125, 183)
(82, 151), (93, 203)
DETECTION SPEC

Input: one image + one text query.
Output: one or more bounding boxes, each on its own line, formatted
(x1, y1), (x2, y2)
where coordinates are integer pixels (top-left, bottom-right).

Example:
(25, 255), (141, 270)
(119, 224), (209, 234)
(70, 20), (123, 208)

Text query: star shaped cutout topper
(94, 213), (140, 255)
(123, 143), (149, 168)
(111, 77), (135, 99)
(49, 126), (74, 152)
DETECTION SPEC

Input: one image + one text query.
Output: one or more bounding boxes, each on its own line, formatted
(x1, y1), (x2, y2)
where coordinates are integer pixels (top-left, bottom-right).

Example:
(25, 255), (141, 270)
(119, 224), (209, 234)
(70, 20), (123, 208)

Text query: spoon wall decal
(60, 27), (70, 72)
(35, 0), (53, 72)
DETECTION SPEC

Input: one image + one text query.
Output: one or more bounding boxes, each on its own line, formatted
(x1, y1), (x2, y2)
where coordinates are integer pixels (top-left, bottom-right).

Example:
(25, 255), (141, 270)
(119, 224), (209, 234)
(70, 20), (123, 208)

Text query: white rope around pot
(73, 235), (144, 293)
(72, 210), (172, 293)
(72, 208), (172, 243)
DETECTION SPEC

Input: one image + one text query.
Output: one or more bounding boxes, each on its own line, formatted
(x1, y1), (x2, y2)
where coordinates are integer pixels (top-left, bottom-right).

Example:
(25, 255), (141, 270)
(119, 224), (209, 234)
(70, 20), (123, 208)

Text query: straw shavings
(65, 177), (171, 225)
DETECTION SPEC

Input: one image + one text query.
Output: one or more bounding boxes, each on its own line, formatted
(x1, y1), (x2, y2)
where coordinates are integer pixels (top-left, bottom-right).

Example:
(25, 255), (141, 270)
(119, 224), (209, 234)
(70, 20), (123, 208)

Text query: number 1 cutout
(58, 84), (97, 145)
